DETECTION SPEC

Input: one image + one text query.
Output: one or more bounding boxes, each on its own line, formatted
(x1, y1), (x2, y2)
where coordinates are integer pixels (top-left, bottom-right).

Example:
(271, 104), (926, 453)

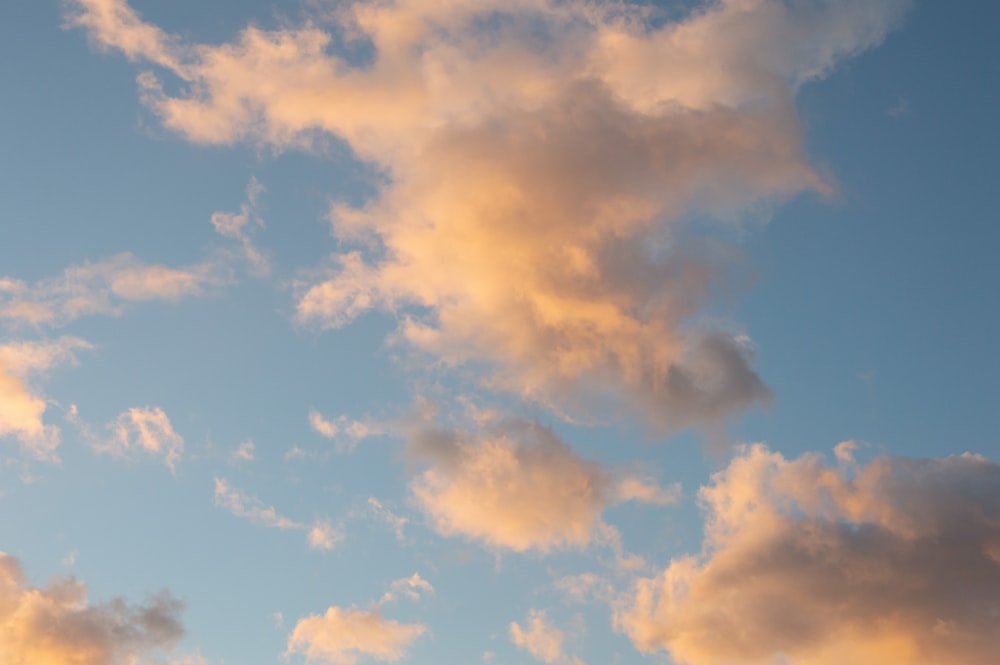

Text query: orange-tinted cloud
(0, 552), (183, 665)
(67, 0), (909, 431)
(97, 406), (185, 472)
(0, 253), (220, 328)
(287, 606), (424, 665)
(214, 478), (342, 551)
(410, 418), (677, 552)
(0, 337), (90, 459)
(510, 609), (565, 663)
(616, 444), (1000, 665)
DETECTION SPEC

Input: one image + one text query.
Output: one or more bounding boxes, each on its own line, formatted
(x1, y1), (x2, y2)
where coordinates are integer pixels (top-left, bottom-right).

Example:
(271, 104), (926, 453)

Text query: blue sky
(1, 2), (998, 665)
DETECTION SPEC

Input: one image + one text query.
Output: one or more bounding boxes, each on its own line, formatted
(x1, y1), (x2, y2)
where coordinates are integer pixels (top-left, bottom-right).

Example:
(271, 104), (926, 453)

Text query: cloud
(0, 336), (91, 459)
(230, 440), (255, 462)
(409, 418), (678, 553)
(379, 573), (434, 606)
(210, 176), (269, 274)
(0, 253), (220, 327)
(308, 520), (343, 552)
(67, 0), (909, 432)
(214, 478), (342, 551)
(510, 609), (565, 664)
(615, 444), (1000, 665)
(366, 497), (408, 541)
(214, 477), (302, 530)
(309, 409), (386, 453)
(0, 551), (183, 665)
(95, 406), (185, 471)
(287, 606), (425, 665)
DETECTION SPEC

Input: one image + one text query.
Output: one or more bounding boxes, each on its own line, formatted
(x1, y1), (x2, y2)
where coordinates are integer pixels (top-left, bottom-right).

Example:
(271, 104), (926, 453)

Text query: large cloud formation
(66, 0), (909, 432)
(410, 418), (678, 552)
(615, 443), (1000, 665)
(0, 552), (183, 665)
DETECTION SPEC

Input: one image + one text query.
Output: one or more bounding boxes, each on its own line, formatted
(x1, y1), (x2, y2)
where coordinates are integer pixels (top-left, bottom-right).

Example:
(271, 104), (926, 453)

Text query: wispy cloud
(214, 478), (341, 551)
(616, 444), (1000, 665)
(379, 573), (434, 606)
(230, 440), (255, 463)
(94, 406), (185, 472)
(210, 176), (269, 274)
(366, 497), (408, 542)
(0, 252), (221, 328)
(309, 409), (387, 453)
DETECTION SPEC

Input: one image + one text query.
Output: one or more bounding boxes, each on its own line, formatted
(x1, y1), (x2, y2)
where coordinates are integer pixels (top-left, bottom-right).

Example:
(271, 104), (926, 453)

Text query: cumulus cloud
(66, 0), (909, 431)
(510, 609), (565, 664)
(409, 418), (678, 552)
(0, 253), (220, 327)
(214, 478), (341, 551)
(0, 336), (90, 459)
(287, 606), (425, 665)
(94, 406), (185, 471)
(0, 551), (183, 665)
(615, 444), (1000, 665)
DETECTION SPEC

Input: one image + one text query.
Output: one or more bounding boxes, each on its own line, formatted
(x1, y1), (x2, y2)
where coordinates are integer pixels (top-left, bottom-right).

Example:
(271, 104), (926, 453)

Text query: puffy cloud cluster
(0, 552), (183, 665)
(0, 337), (90, 458)
(66, 0), (910, 431)
(0, 253), (218, 328)
(409, 418), (678, 552)
(616, 444), (1000, 665)
(287, 606), (425, 665)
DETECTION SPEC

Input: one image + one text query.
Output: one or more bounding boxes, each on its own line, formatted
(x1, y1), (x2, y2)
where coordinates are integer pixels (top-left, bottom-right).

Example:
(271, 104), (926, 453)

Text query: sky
(1, 1), (998, 664)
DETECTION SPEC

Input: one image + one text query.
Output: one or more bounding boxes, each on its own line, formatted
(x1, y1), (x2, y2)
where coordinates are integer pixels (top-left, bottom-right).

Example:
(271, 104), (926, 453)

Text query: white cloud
(287, 606), (425, 665)
(616, 444), (1000, 665)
